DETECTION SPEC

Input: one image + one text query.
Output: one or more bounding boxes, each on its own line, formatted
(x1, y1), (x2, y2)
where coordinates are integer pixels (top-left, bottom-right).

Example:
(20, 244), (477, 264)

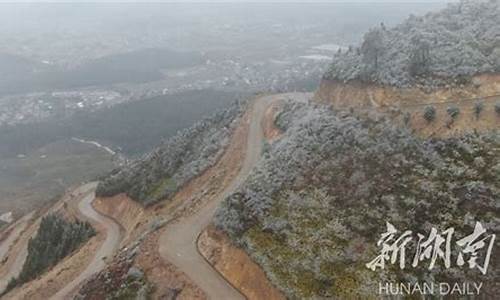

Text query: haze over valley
(0, 1), (498, 299)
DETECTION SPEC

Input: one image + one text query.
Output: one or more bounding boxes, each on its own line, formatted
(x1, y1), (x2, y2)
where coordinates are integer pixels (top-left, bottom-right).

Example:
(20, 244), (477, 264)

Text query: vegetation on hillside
(215, 101), (500, 298)
(4, 214), (95, 293)
(324, 0), (500, 88)
(96, 98), (247, 206)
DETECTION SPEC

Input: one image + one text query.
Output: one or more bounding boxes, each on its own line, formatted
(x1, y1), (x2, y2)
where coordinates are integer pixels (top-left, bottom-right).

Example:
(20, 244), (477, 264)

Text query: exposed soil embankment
(403, 100), (499, 138)
(93, 194), (144, 246)
(262, 100), (285, 141)
(315, 74), (500, 137)
(316, 74), (500, 107)
(198, 225), (285, 300)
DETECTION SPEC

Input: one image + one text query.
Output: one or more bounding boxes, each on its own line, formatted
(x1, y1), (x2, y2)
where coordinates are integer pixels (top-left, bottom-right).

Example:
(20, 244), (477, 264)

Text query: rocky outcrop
(76, 247), (151, 300)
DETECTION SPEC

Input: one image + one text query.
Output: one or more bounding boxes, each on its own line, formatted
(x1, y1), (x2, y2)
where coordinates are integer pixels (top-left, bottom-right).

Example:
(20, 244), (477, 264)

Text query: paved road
(158, 94), (294, 300)
(52, 182), (122, 300)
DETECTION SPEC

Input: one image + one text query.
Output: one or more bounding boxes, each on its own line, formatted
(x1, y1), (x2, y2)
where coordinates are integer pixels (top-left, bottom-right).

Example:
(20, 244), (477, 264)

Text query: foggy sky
(0, 0), (456, 3)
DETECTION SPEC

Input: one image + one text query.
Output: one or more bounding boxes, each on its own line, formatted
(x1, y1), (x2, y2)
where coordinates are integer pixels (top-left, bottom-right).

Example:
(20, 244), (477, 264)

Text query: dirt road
(0, 212), (34, 293)
(52, 182), (122, 300)
(0, 183), (97, 295)
(0, 213), (33, 264)
(158, 94), (294, 300)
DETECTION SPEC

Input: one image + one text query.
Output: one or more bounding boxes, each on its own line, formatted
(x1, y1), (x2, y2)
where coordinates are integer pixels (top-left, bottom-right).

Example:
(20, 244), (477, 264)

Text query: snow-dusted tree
(324, 0), (500, 88)
(361, 28), (385, 73)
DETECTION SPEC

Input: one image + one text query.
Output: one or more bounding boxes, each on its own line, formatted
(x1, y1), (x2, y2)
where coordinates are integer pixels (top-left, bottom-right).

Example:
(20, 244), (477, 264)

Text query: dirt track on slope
(0, 183), (105, 298)
(158, 94), (301, 300)
(51, 182), (123, 299)
(0, 212), (34, 293)
(0, 213), (33, 263)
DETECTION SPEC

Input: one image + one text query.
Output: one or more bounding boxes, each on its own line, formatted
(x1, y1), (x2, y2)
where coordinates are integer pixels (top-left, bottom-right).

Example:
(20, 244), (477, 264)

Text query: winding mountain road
(0, 183), (105, 296)
(158, 94), (285, 300)
(1, 93), (307, 299)
(52, 182), (122, 299)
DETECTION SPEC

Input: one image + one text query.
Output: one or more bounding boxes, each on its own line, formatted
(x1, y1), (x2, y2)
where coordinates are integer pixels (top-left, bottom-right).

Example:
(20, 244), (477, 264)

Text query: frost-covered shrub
(96, 99), (246, 206)
(447, 105), (460, 119)
(324, 0), (500, 88)
(474, 101), (484, 119)
(423, 105), (436, 123)
(273, 101), (309, 132)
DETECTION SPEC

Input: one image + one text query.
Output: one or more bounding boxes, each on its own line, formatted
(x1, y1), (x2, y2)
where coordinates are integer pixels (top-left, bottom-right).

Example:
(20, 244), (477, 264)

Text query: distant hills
(324, 0), (500, 88)
(0, 48), (204, 96)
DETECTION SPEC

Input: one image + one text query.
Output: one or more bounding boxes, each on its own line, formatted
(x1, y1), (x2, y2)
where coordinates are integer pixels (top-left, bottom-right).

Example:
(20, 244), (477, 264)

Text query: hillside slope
(74, 94), (295, 299)
(317, 0), (500, 138)
(96, 99), (246, 206)
(0, 183), (113, 299)
(215, 101), (500, 298)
